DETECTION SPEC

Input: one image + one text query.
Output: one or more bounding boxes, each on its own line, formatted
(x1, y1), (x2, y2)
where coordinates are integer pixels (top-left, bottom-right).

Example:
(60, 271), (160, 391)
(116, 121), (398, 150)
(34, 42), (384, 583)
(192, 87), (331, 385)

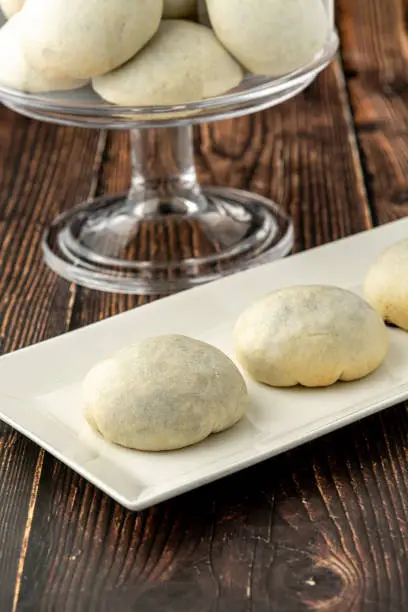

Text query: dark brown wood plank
(339, 0), (408, 223)
(69, 129), (148, 329)
(12, 55), (376, 610)
(0, 107), (106, 610)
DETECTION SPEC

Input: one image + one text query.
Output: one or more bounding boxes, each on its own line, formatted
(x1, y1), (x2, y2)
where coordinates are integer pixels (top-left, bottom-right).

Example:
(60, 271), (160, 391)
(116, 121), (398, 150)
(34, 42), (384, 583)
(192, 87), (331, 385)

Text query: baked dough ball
(83, 334), (248, 452)
(20, 0), (163, 80)
(364, 239), (408, 331)
(163, 0), (196, 18)
(93, 20), (243, 106)
(0, 0), (25, 18)
(233, 285), (388, 388)
(206, 0), (329, 76)
(0, 15), (86, 93)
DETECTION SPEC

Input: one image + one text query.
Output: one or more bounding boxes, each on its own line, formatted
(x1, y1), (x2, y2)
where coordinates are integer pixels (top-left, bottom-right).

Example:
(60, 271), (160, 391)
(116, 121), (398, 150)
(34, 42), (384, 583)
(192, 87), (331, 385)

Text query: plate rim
(2, 217), (408, 510)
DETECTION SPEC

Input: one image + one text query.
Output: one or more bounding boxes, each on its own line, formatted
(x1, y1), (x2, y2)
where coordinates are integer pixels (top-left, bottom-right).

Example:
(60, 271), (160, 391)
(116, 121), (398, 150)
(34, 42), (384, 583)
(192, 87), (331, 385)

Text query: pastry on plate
(234, 285), (388, 388)
(83, 334), (248, 452)
(364, 238), (408, 331)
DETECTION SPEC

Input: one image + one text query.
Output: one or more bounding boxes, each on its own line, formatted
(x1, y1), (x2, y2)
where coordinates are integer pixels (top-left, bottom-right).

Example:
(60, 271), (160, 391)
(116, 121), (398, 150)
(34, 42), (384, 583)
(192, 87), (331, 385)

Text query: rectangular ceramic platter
(2, 219), (408, 511)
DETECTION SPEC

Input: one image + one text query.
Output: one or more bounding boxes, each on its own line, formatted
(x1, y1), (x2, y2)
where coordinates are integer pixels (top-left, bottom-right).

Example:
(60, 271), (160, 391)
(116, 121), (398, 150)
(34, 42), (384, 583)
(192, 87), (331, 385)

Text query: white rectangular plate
(2, 219), (408, 510)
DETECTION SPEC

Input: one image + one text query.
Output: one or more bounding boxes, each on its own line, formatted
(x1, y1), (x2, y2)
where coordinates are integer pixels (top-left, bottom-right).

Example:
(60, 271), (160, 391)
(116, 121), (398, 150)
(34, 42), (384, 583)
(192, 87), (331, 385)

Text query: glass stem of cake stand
(128, 125), (208, 215)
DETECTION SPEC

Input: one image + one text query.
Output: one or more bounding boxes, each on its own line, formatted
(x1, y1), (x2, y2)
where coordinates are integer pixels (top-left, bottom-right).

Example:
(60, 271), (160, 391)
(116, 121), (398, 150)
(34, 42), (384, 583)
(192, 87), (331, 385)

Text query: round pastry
(364, 239), (408, 331)
(0, 15), (86, 93)
(0, 0), (24, 18)
(163, 0), (196, 18)
(83, 334), (248, 452)
(92, 20), (243, 106)
(206, 0), (329, 76)
(233, 285), (388, 388)
(20, 0), (163, 80)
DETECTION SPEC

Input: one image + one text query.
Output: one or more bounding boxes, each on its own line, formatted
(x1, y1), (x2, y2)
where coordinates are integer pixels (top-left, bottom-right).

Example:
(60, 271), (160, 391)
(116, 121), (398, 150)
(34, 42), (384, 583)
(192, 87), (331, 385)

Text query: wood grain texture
(11, 62), (376, 612)
(0, 108), (107, 611)
(339, 0), (408, 224)
(1, 1), (408, 610)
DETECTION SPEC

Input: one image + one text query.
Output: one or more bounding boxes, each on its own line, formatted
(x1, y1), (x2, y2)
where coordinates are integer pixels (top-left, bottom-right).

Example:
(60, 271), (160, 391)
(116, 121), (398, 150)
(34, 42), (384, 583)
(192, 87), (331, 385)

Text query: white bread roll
(93, 20), (243, 106)
(83, 335), (248, 452)
(234, 285), (388, 388)
(21, 0), (163, 79)
(206, 0), (329, 76)
(0, 0), (25, 18)
(0, 14), (86, 92)
(364, 239), (408, 331)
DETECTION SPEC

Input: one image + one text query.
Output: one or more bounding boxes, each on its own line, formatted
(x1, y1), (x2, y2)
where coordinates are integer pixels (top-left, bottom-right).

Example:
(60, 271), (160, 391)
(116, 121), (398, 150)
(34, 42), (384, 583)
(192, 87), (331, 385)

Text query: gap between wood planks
(10, 130), (108, 611)
(8, 30), (377, 612)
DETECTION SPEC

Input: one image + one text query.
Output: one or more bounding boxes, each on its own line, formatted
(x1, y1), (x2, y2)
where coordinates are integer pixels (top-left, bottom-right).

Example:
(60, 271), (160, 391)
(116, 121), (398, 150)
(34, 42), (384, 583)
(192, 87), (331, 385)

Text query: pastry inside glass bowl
(20, 0), (163, 80)
(206, 0), (329, 76)
(0, 0), (331, 103)
(0, 0), (24, 18)
(92, 20), (243, 106)
(0, 14), (86, 92)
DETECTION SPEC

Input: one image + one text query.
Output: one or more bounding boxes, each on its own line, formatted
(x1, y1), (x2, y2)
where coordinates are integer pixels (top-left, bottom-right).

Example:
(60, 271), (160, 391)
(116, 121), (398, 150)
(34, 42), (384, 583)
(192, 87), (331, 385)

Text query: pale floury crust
(0, 0), (24, 18)
(364, 239), (408, 331)
(206, 0), (329, 76)
(92, 20), (243, 106)
(0, 14), (87, 93)
(163, 0), (196, 18)
(234, 285), (388, 388)
(83, 335), (248, 452)
(20, 0), (163, 80)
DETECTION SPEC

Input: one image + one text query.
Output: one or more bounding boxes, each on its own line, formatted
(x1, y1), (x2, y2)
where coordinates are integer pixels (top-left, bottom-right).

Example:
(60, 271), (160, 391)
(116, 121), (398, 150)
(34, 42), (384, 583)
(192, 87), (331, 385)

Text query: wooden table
(1, 1), (408, 610)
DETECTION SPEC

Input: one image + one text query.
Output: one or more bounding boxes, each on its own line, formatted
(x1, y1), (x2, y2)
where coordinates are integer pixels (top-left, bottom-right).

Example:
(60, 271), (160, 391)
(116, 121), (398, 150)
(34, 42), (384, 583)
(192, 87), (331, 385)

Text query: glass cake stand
(0, 30), (338, 295)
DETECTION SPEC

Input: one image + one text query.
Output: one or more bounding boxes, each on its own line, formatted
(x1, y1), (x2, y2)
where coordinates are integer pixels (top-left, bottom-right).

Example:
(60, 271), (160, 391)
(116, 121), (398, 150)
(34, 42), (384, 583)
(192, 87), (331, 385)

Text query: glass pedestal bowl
(0, 21), (338, 294)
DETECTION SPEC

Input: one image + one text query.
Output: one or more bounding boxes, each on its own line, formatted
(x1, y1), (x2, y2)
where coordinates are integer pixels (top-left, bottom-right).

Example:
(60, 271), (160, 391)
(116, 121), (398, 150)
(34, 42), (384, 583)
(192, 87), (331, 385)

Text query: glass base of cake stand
(42, 125), (294, 295)
(0, 31), (338, 294)
(43, 183), (293, 295)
